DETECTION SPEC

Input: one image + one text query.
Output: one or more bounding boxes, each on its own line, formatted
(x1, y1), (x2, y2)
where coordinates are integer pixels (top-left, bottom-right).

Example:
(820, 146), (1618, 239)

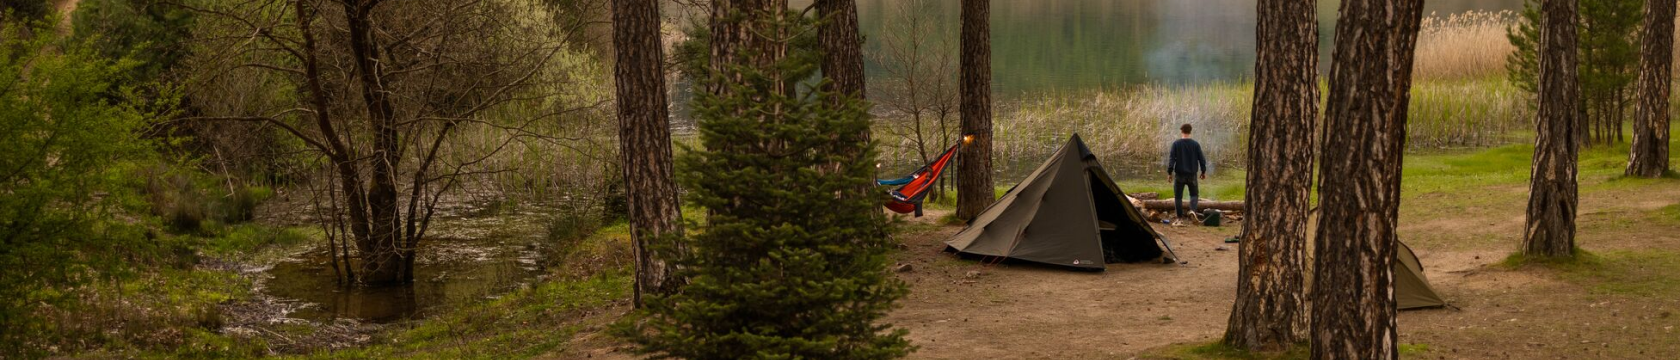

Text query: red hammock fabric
(884, 144), (959, 216)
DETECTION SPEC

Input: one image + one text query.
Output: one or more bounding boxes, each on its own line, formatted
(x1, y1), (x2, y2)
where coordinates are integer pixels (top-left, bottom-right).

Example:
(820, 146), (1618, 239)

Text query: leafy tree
(71, 0), (194, 83)
(616, 4), (910, 359)
(0, 21), (161, 357)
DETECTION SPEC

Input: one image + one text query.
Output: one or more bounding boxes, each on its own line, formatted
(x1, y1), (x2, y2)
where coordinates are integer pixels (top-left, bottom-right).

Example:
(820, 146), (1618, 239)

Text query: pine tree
(1223, 0), (1315, 351)
(612, 0), (685, 305)
(1525, 0), (1583, 259)
(615, 7), (911, 359)
(1507, 0), (1641, 146)
(1310, 0), (1422, 358)
(1626, 0), (1673, 177)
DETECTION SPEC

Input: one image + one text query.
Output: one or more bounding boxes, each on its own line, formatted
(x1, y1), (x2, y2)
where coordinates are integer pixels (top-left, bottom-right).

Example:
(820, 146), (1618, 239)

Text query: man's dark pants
(1173, 174), (1199, 218)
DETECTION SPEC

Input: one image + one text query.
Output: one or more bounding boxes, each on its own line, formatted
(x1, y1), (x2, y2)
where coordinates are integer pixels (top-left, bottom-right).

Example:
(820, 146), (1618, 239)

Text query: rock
(894, 263), (914, 273)
(895, 243), (911, 250)
(965, 270), (983, 278)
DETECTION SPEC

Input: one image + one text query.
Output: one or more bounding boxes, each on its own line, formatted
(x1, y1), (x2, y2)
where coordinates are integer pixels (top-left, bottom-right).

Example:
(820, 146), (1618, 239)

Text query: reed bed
(993, 84), (1252, 177)
(1413, 10), (1517, 81)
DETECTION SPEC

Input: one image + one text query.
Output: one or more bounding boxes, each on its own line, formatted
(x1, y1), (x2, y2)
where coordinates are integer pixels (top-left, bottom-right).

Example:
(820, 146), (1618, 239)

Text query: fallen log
(1140, 199), (1245, 212)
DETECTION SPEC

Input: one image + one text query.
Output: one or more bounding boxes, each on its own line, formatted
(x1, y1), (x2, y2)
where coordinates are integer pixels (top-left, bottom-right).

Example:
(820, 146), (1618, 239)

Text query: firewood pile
(1126, 192), (1245, 225)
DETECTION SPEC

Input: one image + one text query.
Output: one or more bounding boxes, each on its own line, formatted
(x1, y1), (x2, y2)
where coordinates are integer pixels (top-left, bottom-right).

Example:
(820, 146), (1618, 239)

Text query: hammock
(878, 144), (959, 217)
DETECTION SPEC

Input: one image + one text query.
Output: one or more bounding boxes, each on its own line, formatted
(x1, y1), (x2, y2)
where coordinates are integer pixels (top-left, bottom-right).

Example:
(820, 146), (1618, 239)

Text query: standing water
(259, 209), (551, 323)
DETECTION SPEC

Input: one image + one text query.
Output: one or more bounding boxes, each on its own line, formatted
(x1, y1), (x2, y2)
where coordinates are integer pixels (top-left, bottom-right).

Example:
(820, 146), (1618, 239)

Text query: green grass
(290, 272), (631, 360)
(1503, 249), (1680, 297)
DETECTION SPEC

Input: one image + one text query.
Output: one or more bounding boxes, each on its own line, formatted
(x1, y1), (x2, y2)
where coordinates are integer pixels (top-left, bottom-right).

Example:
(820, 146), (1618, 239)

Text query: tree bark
(342, 0), (408, 286)
(296, 0), (367, 283)
(1222, 0), (1316, 351)
(1628, 0), (1673, 177)
(955, 0), (993, 221)
(708, 0), (782, 101)
(613, 0), (685, 307)
(1310, 0), (1420, 358)
(817, 0), (866, 103)
(1525, 0), (1582, 259)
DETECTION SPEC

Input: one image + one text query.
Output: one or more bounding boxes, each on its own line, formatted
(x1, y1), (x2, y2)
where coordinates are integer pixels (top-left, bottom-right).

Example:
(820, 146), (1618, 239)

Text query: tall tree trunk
(817, 0), (866, 103)
(955, 0), (992, 221)
(1223, 0), (1316, 351)
(612, 0), (685, 307)
(1628, 0), (1673, 177)
(709, 0), (781, 101)
(342, 0), (407, 286)
(1310, 0), (1420, 358)
(1525, 0), (1582, 258)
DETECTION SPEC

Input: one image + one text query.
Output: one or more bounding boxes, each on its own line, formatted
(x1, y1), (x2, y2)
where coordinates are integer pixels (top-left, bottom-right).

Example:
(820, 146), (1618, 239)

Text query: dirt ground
(562, 172), (1680, 360)
(883, 177), (1680, 359)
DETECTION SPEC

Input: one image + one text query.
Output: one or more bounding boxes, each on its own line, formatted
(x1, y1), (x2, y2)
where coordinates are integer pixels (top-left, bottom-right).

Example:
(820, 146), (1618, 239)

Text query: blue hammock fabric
(876, 176), (914, 186)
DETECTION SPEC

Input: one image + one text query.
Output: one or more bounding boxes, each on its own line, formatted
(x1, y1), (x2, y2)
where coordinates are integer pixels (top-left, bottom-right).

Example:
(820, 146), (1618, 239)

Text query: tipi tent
(944, 134), (1168, 270)
(1396, 241), (1446, 310)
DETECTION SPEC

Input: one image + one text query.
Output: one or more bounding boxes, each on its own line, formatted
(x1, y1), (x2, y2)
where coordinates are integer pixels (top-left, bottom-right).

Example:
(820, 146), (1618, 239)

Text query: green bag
(1201, 209), (1222, 227)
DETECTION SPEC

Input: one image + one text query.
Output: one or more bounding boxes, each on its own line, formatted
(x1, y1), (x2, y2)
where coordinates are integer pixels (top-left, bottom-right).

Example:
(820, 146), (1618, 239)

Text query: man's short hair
(1180, 124), (1193, 134)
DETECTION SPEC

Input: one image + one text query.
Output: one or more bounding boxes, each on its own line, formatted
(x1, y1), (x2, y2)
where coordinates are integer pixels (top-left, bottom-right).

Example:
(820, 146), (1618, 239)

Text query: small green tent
(1396, 241), (1446, 310)
(944, 134), (1168, 270)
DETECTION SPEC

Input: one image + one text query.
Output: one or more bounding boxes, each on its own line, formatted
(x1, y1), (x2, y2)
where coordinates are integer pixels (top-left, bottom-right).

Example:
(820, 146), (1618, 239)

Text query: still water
(820, 0), (1526, 182)
(260, 211), (549, 323)
(832, 0), (1525, 95)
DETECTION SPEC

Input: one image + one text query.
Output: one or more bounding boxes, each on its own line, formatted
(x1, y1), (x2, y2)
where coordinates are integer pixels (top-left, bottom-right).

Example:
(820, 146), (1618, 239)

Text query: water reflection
(261, 213), (548, 323)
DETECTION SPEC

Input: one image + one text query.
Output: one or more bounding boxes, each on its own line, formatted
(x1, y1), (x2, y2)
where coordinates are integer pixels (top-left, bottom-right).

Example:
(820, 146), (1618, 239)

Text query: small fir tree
(615, 10), (912, 360)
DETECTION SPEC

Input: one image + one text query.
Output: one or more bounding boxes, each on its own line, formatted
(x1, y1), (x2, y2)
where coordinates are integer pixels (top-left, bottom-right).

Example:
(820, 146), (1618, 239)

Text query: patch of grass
(1143, 341), (1308, 360)
(195, 224), (316, 261)
(1501, 249), (1680, 297)
(1399, 342), (1432, 356)
(291, 272), (631, 360)
(1654, 204), (1680, 224)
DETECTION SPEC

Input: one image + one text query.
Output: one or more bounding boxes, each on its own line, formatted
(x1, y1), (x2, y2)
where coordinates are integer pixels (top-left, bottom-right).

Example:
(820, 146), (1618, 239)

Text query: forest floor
(63, 135), (1679, 359)
(871, 140), (1680, 360)
(556, 137), (1680, 360)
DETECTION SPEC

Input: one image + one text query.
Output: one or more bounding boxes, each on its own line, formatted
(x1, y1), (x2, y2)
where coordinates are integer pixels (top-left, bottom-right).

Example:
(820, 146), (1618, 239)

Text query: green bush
(0, 20), (161, 357)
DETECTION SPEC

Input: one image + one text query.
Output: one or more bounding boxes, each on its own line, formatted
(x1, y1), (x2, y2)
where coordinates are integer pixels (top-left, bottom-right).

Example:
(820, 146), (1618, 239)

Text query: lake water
(829, 0), (1525, 95)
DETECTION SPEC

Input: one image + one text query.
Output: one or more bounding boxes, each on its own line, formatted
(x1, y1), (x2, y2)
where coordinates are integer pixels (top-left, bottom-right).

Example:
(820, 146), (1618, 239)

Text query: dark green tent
(1397, 241), (1447, 310)
(944, 134), (1168, 270)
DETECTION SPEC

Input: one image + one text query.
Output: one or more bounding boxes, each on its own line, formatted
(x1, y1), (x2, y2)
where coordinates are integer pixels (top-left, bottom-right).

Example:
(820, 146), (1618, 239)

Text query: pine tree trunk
(818, 0), (865, 103)
(816, 0), (881, 218)
(1222, 0), (1315, 351)
(1310, 0), (1420, 358)
(708, 0), (782, 101)
(955, 0), (993, 221)
(1525, 0), (1581, 259)
(613, 0), (685, 307)
(1628, 0), (1673, 177)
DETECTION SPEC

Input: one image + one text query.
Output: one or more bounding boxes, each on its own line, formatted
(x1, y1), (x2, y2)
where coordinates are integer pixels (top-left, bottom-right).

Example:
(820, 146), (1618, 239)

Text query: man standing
(1167, 124), (1209, 221)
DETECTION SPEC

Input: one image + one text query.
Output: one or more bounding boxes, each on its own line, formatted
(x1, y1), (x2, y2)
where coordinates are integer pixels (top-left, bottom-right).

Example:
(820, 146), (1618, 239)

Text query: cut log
(1132, 192), (1160, 200)
(1140, 199), (1245, 212)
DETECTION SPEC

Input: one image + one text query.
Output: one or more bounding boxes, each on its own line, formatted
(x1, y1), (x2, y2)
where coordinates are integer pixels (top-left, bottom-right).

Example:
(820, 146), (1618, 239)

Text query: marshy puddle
(258, 210), (551, 323)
